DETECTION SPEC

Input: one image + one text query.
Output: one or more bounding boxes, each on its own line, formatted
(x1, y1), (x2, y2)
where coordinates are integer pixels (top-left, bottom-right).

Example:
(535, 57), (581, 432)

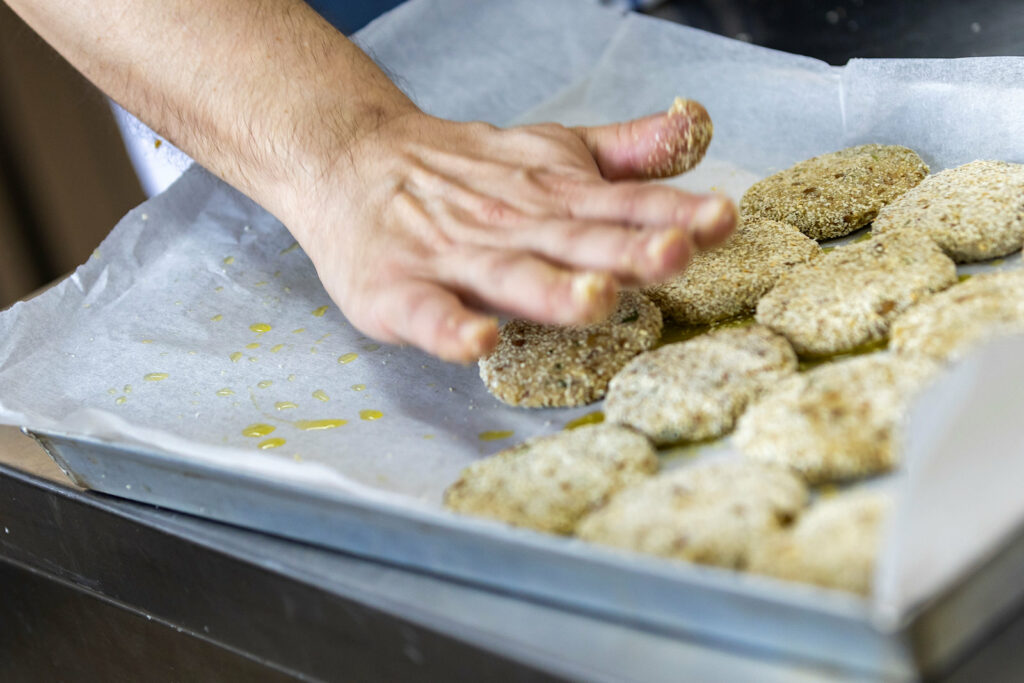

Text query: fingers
(502, 220), (694, 285)
(434, 248), (618, 326)
(562, 181), (737, 250)
(362, 279), (499, 363)
(573, 97), (713, 181)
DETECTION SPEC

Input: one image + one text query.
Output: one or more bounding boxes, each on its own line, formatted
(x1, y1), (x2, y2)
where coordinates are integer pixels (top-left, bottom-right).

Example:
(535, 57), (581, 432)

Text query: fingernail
(646, 228), (686, 265)
(693, 197), (734, 235)
(459, 318), (498, 357)
(571, 272), (616, 323)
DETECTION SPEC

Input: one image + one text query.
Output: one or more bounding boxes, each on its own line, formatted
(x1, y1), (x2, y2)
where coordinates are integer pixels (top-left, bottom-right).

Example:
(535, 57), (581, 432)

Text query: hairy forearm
(6, 0), (415, 219)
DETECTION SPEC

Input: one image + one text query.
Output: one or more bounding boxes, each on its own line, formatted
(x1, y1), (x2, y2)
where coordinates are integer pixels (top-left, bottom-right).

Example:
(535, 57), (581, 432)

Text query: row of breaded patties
(449, 143), (1024, 596)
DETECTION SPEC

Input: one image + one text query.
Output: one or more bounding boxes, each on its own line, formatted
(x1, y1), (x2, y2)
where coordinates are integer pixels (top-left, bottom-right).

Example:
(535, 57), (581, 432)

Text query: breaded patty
(740, 144), (929, 239)
(755, 230), (957, 356)
(576, 461), (808, 569)
(891, 270), (1024, 362)
(479, 291), (662, 407)
(749, 490), (890, 595)
(643, 217), (821, 325)
(735, 353), (941, 483)
(604, 325), (797, 444)
(873, 160), (1024, 262)
(443, 424), (658, 535)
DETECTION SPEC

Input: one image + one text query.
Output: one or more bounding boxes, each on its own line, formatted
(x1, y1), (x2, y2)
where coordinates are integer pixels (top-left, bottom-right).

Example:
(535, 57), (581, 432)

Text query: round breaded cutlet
(479, 291), (662, 407)
(643, 218), (821, 325)
(443, 424), (658, 535)
(755, 230), (957, 356)
(873, 161), (1024, 262)
(734, 353), (941, 483)
(740, 144), (929, 239)
(891, 270), (1024, 363)
(749, 490), (890, 595)
(604, 325), (797, 445)
(576, 461), (808, 569)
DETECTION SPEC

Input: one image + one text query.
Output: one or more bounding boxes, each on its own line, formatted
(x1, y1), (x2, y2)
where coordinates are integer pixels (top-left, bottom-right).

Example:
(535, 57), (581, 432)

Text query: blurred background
(1, 0), (1021, 309)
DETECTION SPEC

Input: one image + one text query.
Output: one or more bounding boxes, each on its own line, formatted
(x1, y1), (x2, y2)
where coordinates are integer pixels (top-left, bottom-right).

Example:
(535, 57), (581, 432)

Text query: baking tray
(27, 426), (1024, 679)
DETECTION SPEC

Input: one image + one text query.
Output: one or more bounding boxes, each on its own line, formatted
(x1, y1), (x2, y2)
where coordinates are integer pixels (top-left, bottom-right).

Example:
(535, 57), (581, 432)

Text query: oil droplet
(818, 484), (840, 499)
(257, 380), (273, 389)
(479, 430), (514, 441)
(230, 351), (243, 362)
(295, 419), (348, 431)
(144, 372), (169, 381)
(216, 388), (234, 397)
(351, 384), (366, 392)
(292, 328), (305, 334)
(248, 356), (258, 362)
(280, 242), (299, 255)
(565, 411), (605, 430)
(141, 339), (154, 344)
(312, 306), (329, 317)
(258, 438), (286, 450)
(271, 344), (285, 353)
(124, 385), (132, 394)
(359, 409), (383, 421)
(275, 401), (298, 411)
(242, 423), (276, 438)
(423, 434), (435, 440)
(245, 342), (260, 350)
(958, 273), (973, 283)
(250, 322), (272, 334)
(254, 281), (268, 287)
(362, 343), (381, 351)
(211, 314), (223, 322)
(313, 389), (329, 402)
(287, 374), (296, 382)
(215, 286), (224, 292)
(314, 333), (331, 344)
(338, 353), (358, 364)
(991, 259), (1006, 266)
(223, 256), (235, 265)
(107, 387), (117, 395)
(115, 396), (127, 406)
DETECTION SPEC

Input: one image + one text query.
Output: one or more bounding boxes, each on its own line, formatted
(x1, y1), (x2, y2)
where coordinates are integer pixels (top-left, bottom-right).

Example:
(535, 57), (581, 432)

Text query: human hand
(284, 99), (735, 363)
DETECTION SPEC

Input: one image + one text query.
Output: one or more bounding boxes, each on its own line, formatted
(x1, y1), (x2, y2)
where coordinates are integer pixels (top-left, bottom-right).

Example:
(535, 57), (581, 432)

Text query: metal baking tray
(28, 426), (1024, 679)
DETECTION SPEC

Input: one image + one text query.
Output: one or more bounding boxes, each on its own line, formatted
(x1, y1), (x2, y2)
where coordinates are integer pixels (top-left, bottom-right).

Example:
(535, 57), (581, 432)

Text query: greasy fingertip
(570, 271), (618, 324)
(690, 196), (738, 249)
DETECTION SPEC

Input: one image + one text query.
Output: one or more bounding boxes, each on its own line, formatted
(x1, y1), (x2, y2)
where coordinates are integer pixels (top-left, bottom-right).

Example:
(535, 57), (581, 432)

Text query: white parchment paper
(1, 0), (1023, 619)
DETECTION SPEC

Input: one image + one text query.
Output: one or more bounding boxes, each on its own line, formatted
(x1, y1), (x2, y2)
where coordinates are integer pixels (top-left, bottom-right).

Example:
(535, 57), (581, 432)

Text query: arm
(6, 0), (736, 361)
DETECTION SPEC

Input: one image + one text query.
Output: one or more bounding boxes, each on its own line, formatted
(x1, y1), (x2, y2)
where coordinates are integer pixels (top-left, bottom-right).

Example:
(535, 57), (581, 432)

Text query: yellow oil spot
(215, 286), (224, 292)
(351, 384), (366, 392)
(292, 328), (305, 334)
(141, 339), (154, 344)
(295, 419), (348, 431)
(313, 389), (330, 402)
(292, 454), (303, 462)
(115, 396), (127, 406)
(242, 423), (276, 438)
(124, 385), (132, 394)
(478, 430), (514, 441)
(211, 314), (223, 322)
(565, 411), (605, 430)
(287, 374), (296, 382)
(144, 372), (169, 381)
(958, 273), (973, 283)
(362, 343), (381, 351)
(275, 401), (298, 411)
(223, 256), (235, 265)
(359, 409), (383, 421)
(271, 344), (285, 353)
(312, 306), (328, 317)
(280, 242), (299, 255)
(230, 351), (243, 362)
(818, 484), (840, 498)
(258, 438), (286, 450)
(991, 259), (1006, 266)
(154, 139), (163, 149)
(248, 356), (258, 362)
(250, 322), (272, 335)
(423, 434), (435, 440)
(246, 342), (260, 349)
(338, 353), (358, 364)
(254, 281), (268, 287)
(314, 333), (331, 344)
(257, 380), (273, 389)
(216, 388), (234, 397)
(107, 387), (117, 395)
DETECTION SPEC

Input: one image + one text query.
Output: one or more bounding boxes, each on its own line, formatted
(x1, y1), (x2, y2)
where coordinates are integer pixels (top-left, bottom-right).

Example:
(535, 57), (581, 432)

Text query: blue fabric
(306, 0), (406, 34)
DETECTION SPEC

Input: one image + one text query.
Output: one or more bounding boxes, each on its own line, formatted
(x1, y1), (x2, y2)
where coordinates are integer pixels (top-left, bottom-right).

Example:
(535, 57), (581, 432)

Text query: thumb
(573, 98), (713, 181)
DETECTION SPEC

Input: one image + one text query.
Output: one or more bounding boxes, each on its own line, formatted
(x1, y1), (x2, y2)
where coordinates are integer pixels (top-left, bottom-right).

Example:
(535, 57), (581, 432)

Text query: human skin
(7, 0), (737, 361)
